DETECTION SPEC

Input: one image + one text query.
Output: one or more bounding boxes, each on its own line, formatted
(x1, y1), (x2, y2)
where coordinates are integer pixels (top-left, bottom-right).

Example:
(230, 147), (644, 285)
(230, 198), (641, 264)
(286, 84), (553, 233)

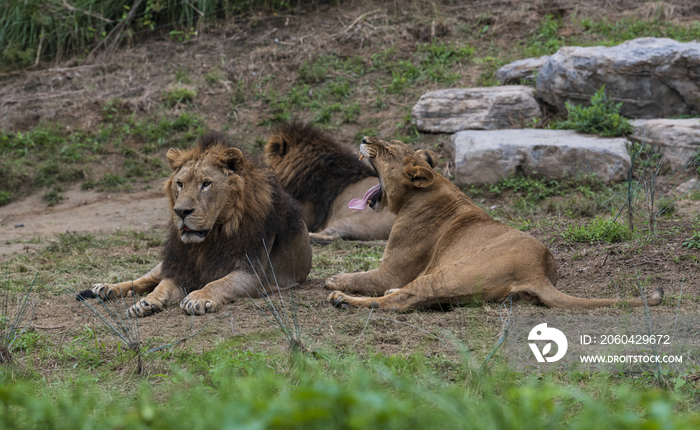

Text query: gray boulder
(536, 38), (700, 119)
(494, 56), (549, 85)
(631, 118), (700, 168)
(411, 86), (541, 133)
(449, 129), (631, 185)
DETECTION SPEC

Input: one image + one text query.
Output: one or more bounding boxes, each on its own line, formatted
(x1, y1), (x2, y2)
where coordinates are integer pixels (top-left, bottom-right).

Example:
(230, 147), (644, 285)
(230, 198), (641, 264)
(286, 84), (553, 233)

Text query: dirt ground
(2, 0), (700, 374)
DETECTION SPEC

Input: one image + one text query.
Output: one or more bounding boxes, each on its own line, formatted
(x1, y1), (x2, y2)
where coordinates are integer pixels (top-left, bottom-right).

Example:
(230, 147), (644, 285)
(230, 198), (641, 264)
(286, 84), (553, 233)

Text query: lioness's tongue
(348, 184), (381, 210)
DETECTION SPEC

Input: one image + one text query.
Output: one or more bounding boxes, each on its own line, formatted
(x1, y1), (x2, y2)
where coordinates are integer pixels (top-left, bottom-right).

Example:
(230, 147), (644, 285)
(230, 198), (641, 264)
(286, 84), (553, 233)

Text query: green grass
(163, 88), (197, 107)
(467, 174), (619, 220)
(563, 215), (632, 244)
(0, 0), (317, 70)
(2, 348), (699, 429)
(0, 111), (205, 206)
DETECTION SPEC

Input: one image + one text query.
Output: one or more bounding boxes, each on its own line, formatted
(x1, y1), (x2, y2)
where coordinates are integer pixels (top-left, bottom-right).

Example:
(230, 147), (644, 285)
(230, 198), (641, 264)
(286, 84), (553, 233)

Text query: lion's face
(165, 146), (245, 244)
(357, 137), (438, 213)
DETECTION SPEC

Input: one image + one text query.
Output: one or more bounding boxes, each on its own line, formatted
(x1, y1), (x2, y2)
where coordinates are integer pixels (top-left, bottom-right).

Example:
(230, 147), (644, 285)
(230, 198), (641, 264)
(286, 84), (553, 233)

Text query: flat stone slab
(536, 37), (700, 119)
(449, 129), (631, 184)
(411, 86), (541, 133)
(494, 56), (549, 85)
(631, 118), (700, 168)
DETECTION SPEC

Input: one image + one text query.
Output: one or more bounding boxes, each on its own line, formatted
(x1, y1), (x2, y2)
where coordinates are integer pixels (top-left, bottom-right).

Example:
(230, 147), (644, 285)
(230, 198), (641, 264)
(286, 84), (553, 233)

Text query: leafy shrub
(553, 86), (632, 137)
(563, 215), (631, 243)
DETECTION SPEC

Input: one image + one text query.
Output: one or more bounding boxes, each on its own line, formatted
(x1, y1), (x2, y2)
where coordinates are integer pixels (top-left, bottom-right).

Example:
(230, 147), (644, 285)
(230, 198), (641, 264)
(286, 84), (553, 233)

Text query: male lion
(325, 137), (663, 311)
(83, 133), (312, 317)
(264, 121), (395, 242)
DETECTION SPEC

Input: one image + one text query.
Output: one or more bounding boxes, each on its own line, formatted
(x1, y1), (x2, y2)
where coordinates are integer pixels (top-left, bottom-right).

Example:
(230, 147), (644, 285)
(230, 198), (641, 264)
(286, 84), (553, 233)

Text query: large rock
(449, 129), (631, 184)
(536, 38), (700, 119)
(411, 86), (541, 133)
(631, 119), (700, 168)
(494, 56), (549, 85)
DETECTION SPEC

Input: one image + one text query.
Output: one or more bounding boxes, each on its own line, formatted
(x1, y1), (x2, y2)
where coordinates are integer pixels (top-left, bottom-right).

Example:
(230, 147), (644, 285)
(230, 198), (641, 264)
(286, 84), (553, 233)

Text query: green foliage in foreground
(552, 86), (632, 137)
(563, 215), (631, 244)
(2, 350), (699, 430)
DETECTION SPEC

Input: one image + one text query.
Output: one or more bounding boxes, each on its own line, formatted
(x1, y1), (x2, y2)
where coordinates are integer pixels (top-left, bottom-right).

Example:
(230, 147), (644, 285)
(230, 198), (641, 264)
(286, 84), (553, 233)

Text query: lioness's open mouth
(348, 183), (381, 210)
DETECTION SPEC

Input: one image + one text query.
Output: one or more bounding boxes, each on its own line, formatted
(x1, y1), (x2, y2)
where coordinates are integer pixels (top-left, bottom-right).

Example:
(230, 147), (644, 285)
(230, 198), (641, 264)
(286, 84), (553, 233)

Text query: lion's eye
(201, 181), (212, 190)
(176, 181), (183, 189)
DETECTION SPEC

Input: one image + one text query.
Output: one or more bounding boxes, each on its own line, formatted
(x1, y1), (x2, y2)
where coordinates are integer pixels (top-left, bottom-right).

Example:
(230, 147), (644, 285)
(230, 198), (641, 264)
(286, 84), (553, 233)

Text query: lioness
(325, 137), (663, 311)
(264, 121), (395, 242)
(83, 133), (312, 317)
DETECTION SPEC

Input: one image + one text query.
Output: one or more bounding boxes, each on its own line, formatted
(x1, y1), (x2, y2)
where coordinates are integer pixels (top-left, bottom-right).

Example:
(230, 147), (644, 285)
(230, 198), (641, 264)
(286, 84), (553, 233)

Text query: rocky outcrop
(494, 56), (549, 85)
(449, 129), (631, 185)
(536, 38), (700, 119)
(631, 119), (700, 168)
(411, 86), (541, 133)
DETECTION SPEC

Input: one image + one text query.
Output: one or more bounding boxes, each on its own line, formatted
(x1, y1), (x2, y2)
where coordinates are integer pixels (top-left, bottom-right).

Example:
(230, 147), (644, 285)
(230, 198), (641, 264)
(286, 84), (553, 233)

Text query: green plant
(175, 68), (192, 84)
(563, 215), (631, 243)
(552, 86), (632, 136)
(163, 88), (196, 107)
(204, 68), (222, 86)
(683, 230), (700, 249)
(298, 58), (328, 84)
(1, 268), (38, 364)
(523, 14), (563, 57)
(43, 186), (64, 207)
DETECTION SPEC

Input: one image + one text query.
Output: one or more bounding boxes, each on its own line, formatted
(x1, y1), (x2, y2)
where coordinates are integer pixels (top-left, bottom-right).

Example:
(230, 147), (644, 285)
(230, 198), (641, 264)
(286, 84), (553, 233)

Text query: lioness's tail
(523, 282), (664, 310)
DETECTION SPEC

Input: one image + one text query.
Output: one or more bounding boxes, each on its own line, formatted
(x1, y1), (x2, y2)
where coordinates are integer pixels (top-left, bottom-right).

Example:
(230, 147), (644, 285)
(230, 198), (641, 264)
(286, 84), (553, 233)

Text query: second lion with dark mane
(264, 122), (395, 242)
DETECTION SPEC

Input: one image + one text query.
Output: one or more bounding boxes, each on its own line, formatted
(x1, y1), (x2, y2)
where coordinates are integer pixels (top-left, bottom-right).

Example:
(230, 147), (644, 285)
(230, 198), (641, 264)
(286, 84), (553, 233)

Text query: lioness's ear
(404, 163), (435, 188)
(265, 136), (287, 157)
(416, 149), (438, 168)
(166, 148), (185, 171)
(219, 147), (244, 172)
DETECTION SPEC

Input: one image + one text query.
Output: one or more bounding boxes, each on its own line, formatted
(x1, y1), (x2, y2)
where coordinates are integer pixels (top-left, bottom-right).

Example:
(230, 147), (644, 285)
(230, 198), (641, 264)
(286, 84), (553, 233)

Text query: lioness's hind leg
(329, 273), (454, 311)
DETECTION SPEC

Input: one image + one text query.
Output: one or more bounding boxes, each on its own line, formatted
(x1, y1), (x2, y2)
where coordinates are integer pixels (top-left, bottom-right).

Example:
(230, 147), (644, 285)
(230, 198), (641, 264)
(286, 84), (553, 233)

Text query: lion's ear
(219, 147), (244, 172)
(265, 136), (287, 157)
(404, 163), (435, 188)
(166, 148), (185, 171)
(416, 149), (438, 168)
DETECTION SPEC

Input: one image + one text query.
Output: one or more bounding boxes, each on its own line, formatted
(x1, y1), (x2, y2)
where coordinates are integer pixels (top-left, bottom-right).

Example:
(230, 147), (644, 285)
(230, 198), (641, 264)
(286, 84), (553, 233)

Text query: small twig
(258, 27), (278, 41)
(31, 325), (66, 330)
(331, 9), (380, 37)
(62, 0), (115, 23)
(184, 0), (204, 16)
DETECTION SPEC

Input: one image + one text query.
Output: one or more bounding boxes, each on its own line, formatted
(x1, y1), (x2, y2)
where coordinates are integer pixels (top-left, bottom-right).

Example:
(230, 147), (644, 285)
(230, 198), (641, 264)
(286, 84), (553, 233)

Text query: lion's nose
(174, 208), (194, 220)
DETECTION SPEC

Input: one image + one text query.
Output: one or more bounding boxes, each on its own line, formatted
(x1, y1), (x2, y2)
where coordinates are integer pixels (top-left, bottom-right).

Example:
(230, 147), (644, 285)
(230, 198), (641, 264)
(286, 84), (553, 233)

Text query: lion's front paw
(92, 283), (117, 300)
(328, 291), (350, 309)
(180, 291), (217, 315)
(127, 297), (165, 318)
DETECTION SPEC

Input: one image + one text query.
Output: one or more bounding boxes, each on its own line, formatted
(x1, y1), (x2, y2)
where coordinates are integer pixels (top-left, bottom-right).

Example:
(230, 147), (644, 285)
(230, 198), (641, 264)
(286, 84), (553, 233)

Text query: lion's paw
(180, 291), (217, 316)
(328, 291), (350, 309)
(324, 274), (350, 291)
(92, 283), (117, 300)
(127, 297), (165, 318)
